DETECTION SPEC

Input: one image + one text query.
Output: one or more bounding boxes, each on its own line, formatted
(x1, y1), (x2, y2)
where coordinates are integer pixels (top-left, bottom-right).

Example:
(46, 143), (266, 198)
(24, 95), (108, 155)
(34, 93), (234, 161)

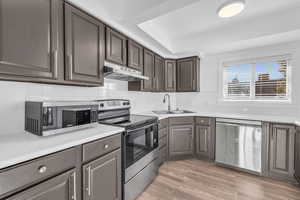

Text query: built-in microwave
(25, 101), (98, 136)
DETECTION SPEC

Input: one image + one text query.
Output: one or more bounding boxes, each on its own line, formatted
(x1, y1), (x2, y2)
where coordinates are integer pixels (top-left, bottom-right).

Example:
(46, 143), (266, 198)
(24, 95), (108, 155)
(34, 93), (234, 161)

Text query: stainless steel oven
(124, 123), (158, 169)
(96, 99), (159, 200)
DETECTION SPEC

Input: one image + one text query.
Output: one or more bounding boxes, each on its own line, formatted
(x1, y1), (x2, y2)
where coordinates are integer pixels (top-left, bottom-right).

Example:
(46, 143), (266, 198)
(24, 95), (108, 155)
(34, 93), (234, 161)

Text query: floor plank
(136, 159), (300, 200)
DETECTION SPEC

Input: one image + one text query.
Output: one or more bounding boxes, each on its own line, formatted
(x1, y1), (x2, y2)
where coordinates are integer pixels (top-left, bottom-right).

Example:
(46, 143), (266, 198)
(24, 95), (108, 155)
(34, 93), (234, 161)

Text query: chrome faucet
(163, 94), (171, 112)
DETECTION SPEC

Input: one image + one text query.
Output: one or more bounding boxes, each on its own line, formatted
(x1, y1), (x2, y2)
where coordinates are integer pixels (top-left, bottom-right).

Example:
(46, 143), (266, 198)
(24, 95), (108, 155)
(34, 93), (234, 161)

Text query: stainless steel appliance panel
(125, 149), (159, 182)
(216, 119), (262, 173)
(124, 157), (159, 200)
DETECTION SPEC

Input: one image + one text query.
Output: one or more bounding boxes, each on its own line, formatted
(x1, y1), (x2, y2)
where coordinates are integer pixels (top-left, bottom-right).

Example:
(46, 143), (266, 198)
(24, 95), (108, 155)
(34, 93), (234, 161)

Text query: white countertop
(1, 111), (299, 170)
(0, 124), (124, 170)
(137, 111), (300, 125)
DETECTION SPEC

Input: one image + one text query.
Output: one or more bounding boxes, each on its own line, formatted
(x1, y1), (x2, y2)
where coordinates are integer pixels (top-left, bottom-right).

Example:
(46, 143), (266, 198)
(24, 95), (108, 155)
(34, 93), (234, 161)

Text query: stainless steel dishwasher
(215, 118), (262, 173)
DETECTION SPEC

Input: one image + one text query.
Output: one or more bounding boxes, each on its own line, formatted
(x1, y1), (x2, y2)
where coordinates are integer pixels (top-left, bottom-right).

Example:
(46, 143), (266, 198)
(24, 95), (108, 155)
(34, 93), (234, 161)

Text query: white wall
(176, 41), (300, 118)
(0, 79), (176, 135)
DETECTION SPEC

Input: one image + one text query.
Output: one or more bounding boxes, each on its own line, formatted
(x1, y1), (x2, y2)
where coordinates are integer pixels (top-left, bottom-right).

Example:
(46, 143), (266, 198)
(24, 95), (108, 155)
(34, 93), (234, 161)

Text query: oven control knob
(99, 103), (104, 107)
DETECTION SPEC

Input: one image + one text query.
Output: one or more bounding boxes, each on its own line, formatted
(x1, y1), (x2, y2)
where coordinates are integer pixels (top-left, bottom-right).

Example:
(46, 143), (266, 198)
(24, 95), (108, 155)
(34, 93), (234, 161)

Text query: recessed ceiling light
(217, 0), (246, 18)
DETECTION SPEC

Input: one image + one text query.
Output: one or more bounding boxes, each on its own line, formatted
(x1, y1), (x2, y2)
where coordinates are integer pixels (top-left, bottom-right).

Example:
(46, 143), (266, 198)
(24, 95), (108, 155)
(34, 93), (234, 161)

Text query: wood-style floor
(137, 159), (300, 200)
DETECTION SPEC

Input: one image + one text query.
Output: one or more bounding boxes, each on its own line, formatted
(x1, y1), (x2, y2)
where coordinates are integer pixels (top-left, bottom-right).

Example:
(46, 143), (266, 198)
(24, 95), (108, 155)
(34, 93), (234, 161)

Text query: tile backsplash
(0, 79), (176, 135)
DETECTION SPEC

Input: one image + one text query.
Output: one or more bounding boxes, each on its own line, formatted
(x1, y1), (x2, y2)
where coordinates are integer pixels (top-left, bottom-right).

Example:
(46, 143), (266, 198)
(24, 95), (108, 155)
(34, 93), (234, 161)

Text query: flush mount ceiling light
(217, 0), (246, 18)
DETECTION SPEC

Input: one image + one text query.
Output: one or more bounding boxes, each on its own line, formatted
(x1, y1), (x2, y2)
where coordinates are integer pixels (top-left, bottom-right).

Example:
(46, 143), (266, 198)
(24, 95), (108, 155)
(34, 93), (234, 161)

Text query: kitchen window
(222, 55), (291, 101)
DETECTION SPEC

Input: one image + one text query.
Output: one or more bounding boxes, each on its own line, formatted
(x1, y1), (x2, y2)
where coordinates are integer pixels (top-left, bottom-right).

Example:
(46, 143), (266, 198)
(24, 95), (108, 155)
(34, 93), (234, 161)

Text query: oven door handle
(126, 123), (156, 135)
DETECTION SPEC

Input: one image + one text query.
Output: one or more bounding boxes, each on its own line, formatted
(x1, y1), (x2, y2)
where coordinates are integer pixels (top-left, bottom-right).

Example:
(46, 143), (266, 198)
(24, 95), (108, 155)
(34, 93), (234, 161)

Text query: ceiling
(69, 0), (300, 57)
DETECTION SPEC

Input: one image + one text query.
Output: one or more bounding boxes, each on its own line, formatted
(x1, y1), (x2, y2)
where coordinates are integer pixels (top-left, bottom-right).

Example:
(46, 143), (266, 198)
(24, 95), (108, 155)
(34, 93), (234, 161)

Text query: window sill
(220, 98), (292, 104)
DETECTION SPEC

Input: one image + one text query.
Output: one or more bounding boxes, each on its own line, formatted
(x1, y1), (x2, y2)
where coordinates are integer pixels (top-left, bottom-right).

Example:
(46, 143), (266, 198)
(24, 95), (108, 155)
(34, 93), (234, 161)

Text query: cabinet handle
(52, 50), (58, 79)
(68, 54), (73, 80)
(69, 172), (76, 200)
(86, 166), (91, 197)
(104, 144), (109, 149)
(38, 165), (47, 174)
(192, 79), (196, 90)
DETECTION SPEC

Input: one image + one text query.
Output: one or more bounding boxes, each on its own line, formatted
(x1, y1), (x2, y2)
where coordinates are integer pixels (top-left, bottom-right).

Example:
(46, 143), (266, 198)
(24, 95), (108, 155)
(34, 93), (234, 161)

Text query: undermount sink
(152, 110), (195, 115)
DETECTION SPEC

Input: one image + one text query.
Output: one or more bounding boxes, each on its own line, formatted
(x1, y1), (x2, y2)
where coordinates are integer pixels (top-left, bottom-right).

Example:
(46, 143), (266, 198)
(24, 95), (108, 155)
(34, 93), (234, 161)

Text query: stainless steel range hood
(103, 61), (149, 81)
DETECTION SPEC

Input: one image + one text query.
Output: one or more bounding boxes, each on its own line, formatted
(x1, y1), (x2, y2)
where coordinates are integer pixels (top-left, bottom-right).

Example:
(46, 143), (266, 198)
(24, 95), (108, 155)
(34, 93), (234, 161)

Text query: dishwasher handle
(216, 118), (262, 126)
(216, 122), (262, 128)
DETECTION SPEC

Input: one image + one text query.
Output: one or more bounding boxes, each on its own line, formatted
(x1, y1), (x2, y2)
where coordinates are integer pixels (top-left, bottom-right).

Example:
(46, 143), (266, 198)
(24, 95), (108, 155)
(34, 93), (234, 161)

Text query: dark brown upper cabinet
(64, 3), (105, 85)
(177, 56), (200, 92)
(128, 40), (143, 71)
(164, 60), (176, 92)
(143, 49), (155, 92)
(154, 55), (165, 92)
(106, 27), (127, 66)
(0, 0), (63, 82)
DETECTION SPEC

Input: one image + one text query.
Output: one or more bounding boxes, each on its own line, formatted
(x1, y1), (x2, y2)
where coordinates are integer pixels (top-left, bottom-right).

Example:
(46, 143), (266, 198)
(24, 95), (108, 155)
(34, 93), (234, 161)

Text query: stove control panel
(96, 99), (130, 111)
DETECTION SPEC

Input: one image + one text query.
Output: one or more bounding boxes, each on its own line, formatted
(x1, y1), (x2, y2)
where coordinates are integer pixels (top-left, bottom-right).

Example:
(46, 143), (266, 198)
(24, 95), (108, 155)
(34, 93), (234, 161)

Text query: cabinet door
(143, 49), (155, 92)
(154, 55), (165, 92)
(7, 170), (76, 200)
(269, 124), (295, 180)
(106, 27), (127, 66)
(177, 57), (200, 92)
(195, 125), (211, 159)
(159, 146), (168, 166)
(65, 4), (105, 85)
(83, 149), (121, 200)
(128, 40), (143, 71)
(169, 125), (194, 157)
(0, 0), (61, 80)
(295, 128), (300, 182)
(165, 60), (176, 92)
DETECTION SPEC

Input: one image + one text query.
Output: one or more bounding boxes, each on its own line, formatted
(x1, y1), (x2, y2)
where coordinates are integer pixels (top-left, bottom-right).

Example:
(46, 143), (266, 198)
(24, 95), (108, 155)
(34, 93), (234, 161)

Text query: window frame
(222, 55), (292, 102)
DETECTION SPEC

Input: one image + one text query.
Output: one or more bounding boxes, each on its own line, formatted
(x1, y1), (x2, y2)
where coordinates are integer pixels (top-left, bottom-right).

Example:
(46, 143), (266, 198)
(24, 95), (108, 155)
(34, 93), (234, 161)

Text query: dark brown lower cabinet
(169, 125), (194, 159)
(158, 126), (168, 165)
(268, 123), (295, 181)
(195, 117), (215, 160)
(195, 125), (212, 160)
(295, 127), (300, 183)
(7, 169), (77, 200)
(83, 149), (121, 200)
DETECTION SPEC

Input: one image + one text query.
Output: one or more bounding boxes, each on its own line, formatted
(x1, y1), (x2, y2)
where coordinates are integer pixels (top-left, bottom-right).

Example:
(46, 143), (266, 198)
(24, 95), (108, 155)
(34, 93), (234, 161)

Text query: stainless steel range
(96, 99), (159, 200)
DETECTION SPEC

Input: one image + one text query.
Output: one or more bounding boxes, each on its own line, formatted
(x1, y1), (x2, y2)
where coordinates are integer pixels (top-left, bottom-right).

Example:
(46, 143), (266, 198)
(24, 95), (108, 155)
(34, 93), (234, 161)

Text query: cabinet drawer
(0, 148), (77, 198)
(195, 117), (210, 126)
(6, 169), (76, 200)
(159, 119), (168, 129)
(169, 117), (194, 125)
(159, 136), (167, 149)
(83, 134), (121, 163)
(159, 127), (168, 139)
